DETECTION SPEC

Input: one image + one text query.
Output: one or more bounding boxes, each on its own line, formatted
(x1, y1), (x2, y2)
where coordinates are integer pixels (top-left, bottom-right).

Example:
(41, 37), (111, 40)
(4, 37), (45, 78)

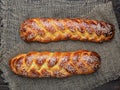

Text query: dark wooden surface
(0, 0), (120, 90)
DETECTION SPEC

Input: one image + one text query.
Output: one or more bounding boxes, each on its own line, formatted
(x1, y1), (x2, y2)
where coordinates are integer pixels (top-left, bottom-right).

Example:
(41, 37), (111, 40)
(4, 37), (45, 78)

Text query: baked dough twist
(20, 18), (114, 43)
(9, 50), (101, 78)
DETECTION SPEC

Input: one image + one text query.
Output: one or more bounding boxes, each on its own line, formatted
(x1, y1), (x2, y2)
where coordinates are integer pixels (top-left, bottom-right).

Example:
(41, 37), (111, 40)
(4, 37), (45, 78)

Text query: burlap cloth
(0, 0), (120, 90)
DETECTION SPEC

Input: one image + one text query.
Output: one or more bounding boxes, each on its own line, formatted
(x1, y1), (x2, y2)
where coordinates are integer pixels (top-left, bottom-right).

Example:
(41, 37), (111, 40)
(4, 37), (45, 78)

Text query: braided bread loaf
(20, 18), (114, 43)
(9, 50), (101, 78)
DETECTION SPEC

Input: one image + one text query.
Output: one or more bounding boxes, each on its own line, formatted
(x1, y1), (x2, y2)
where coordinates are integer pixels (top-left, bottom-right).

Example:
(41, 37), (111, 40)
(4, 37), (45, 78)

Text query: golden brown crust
(20, 18), (115, 43)
(9, 50), (101, 78)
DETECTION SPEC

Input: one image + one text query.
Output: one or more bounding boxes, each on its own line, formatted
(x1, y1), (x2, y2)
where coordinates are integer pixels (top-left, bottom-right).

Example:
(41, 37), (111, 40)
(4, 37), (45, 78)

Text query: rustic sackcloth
(0, 0), (120, 90)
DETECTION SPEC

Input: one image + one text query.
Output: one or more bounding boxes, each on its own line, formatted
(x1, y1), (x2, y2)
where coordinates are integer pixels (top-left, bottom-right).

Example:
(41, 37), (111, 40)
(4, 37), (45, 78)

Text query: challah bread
(9, 50), (101, 78)
(20, 18), (114, 43)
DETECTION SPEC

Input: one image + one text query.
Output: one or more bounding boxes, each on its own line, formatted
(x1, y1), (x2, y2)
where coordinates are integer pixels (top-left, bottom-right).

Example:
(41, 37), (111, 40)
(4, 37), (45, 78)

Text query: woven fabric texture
(0, 0), (120, 90)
